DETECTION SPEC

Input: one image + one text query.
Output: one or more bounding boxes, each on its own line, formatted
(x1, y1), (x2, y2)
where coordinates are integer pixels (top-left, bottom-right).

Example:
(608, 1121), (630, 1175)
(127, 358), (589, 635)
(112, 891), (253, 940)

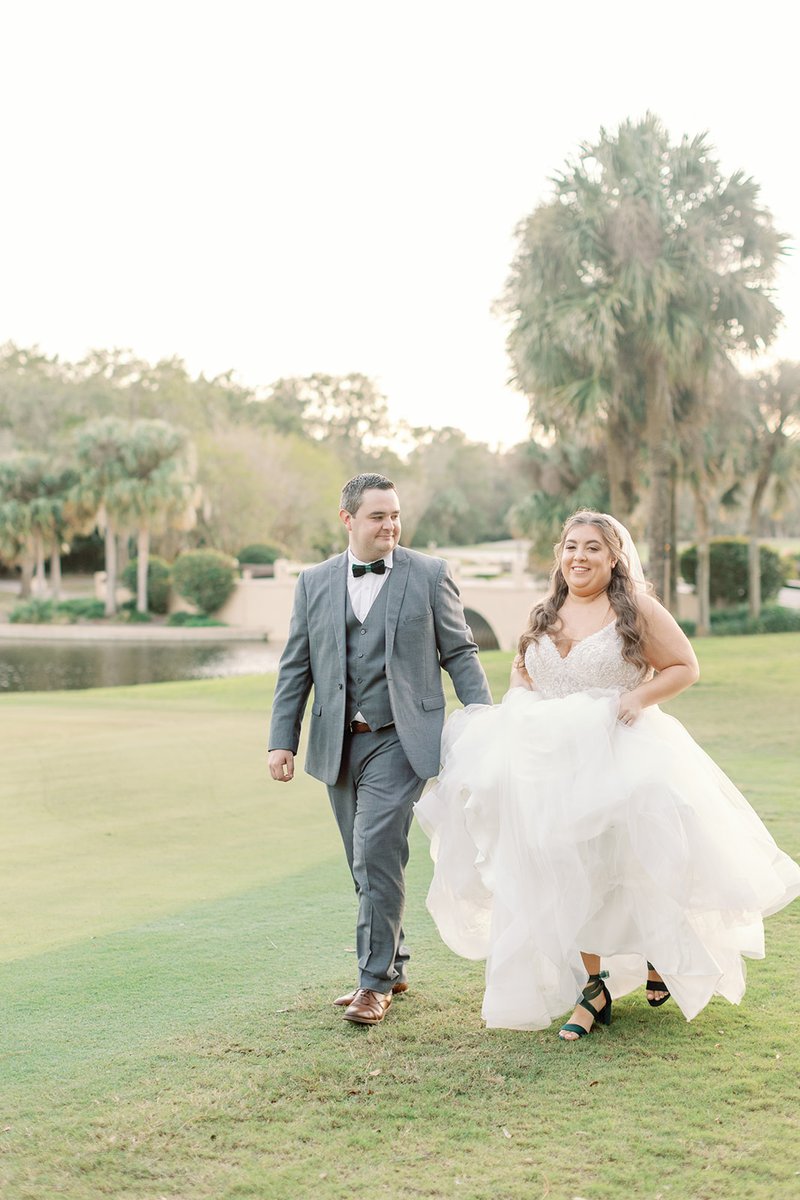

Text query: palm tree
(500, 114), (785, 605)
(740, 362), (800, 617)
(0, 455), (78, 598)
(72, 418), (138, 616)
(73, 417), (199, 616)
(121, 420), (198, 613)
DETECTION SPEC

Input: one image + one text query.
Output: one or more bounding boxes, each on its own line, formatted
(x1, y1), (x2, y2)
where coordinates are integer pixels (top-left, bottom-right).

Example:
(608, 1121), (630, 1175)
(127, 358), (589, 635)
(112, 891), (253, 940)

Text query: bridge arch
(464, 607), (500, 651)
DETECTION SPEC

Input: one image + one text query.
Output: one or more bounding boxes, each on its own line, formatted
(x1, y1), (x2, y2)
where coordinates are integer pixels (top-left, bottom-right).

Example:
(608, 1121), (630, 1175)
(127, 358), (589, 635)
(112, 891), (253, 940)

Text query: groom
(268, 473), (492, 1024)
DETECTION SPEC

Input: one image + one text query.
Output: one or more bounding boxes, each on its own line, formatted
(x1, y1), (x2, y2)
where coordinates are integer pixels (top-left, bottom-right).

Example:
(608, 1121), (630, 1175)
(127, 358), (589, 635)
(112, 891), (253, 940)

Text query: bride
(415, 511), (800, 1039)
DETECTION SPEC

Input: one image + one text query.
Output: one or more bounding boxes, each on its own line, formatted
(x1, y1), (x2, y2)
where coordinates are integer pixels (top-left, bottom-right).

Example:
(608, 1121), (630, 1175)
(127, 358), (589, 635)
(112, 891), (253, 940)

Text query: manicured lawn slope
(1, 636), (798, 1198)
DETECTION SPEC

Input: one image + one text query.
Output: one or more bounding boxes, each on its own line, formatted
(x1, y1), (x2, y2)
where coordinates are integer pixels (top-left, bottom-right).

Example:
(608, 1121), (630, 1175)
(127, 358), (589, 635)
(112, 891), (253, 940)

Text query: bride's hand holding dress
(415, 511), (800, 1036)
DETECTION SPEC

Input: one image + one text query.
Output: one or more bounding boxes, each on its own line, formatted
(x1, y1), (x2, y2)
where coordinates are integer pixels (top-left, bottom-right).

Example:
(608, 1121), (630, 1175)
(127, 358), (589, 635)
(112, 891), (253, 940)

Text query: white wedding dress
(415, 623), (800, 1030)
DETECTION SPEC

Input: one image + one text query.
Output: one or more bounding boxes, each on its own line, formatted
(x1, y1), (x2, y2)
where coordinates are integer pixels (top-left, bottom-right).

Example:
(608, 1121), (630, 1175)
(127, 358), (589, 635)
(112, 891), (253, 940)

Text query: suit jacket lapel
(384, 546), (410, 661)
(328, 551), (349, 676)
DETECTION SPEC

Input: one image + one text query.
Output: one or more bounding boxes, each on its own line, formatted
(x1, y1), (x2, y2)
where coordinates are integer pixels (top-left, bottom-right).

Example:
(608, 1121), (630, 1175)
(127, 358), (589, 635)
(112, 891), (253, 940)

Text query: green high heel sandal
(558, 973), (612, 1040)
(646, 961), (671, 1007)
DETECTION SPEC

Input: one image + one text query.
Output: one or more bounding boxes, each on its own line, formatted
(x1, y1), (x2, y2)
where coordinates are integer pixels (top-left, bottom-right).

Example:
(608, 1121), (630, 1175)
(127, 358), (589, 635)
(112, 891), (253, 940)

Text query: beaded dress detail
(415, 623), (800, 1031)
(524, 622), (645, 698)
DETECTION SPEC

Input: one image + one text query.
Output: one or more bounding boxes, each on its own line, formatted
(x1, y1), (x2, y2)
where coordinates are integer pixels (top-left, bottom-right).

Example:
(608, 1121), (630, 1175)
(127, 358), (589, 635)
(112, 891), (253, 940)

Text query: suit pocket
(421, 695), (445, 712)
(312, 701), (323, 716)
(403, 606), (433, 624)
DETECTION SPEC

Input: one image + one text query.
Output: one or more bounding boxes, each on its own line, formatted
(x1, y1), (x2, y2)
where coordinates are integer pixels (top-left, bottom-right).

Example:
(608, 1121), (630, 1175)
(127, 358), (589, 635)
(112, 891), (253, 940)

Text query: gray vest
(345, 583), (394, 730)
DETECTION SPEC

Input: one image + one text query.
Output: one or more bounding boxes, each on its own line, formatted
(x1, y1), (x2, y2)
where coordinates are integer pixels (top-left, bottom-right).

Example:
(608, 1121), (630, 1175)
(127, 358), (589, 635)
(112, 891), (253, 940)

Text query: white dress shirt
(346, 550), (393, 624)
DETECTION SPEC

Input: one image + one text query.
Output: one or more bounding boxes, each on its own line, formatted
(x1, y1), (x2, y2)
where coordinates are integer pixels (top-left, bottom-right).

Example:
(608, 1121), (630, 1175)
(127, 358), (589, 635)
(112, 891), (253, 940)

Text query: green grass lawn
(1, 637), (799, 1199)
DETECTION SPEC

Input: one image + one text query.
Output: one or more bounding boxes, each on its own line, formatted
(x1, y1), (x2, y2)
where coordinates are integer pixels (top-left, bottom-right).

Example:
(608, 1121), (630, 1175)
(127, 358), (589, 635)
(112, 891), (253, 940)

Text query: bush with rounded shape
(172, 549), (237, 614)
(680, 539), (787, 606)
(236, 543), (283, 565)
(121, 556), (172, 613)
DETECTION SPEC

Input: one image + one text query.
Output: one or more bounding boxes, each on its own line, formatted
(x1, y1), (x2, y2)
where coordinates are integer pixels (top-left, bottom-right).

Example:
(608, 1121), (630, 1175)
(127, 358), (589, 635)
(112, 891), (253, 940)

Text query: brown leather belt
(349, 720), (395, 734)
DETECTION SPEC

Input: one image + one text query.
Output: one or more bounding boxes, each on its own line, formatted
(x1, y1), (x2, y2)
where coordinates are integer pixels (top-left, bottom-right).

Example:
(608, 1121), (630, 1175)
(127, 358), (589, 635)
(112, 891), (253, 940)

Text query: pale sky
(2, 1), (797, 449)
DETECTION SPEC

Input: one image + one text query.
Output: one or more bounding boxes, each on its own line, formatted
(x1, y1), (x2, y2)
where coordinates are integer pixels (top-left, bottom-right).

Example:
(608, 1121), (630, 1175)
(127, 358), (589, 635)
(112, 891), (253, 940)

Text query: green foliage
(166, 611), (226, 627)
(680, 539), (787, 605)
(678, 604), (800, 637)
(172, 549), (237, 614)
(118, 604), (153, 623)
(121, 556), (171, 613)
(55, 598), (105, 621)
(401, 428), (520, 548)
(236, 543), (282, 564)
(504, 435), (610, 564)
(8, 598), (54, 623)
(195, 426), (343, 559)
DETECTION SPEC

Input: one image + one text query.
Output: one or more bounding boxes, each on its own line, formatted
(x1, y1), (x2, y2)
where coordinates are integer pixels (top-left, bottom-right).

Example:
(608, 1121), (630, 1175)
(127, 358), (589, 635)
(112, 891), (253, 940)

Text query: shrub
(120, 607), (153, 623)
(680, 539), (787, 605)
(55, 598), (105, 622)
(9, 598), (54, 624)
(121, 556), (171, 613)
(166, 611), (226, 627)
(678, 604), (800, 638)
(171, 550), (237, 614)
(236, 543), (283, 565)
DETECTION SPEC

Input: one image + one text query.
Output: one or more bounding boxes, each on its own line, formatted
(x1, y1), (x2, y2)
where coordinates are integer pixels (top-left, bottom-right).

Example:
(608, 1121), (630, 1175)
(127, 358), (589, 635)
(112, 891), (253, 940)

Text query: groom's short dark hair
(340, 473), (397, 515)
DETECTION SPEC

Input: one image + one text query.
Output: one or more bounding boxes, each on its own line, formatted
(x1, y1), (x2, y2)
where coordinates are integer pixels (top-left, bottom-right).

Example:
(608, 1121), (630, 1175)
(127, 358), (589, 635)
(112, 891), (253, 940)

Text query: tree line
(0, 352), (523, 613)
(2, 114), (799, 629)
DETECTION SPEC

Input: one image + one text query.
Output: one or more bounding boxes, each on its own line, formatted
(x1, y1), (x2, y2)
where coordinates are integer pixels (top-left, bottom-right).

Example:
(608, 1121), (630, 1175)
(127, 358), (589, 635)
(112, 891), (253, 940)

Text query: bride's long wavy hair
(517, 511), (649, 670)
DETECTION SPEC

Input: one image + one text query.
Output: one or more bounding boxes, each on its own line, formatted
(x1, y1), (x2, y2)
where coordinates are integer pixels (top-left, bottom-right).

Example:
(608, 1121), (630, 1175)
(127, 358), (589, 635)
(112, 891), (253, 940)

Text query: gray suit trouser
(327, 726), (426, 994)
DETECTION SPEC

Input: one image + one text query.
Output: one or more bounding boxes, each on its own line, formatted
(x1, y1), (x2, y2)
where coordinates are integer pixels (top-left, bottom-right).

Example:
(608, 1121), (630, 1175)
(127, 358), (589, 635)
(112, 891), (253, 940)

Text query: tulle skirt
(414, 688), (800, 1030)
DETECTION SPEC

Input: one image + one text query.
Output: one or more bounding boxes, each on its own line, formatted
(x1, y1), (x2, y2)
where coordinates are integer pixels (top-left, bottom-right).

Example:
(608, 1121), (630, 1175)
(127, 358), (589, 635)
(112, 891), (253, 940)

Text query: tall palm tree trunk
(747, 439), (778, 620)
(646, 359), (674, 605)
(668, 463), (679, 615)
(104, 523), (118, 617)
(50, 544), (62, 603)
(691, 482), (711, 637)
(19, 556), (34, 598)
(137, 527), (150, 614)
(32, 533), (47, 597)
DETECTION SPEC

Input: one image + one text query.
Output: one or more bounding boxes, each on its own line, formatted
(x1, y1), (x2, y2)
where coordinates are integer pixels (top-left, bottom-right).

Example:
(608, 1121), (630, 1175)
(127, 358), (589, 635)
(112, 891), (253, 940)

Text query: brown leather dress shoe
(342, 988), (393, 1025)
(333, 981), (408, 1007)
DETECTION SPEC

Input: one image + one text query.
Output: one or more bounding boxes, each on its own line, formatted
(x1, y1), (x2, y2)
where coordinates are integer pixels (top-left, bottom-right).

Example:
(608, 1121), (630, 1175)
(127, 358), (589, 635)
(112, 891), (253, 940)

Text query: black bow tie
(352, 560), (387, 577)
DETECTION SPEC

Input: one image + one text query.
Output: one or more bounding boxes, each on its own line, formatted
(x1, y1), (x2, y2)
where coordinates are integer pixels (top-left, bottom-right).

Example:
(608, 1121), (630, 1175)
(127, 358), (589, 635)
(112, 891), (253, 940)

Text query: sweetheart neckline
(542, 620), (617, 662)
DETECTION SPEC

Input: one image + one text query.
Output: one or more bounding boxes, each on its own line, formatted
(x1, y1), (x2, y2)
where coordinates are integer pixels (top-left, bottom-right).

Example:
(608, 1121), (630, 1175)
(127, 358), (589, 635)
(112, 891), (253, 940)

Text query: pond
(0, 640), (284, 693)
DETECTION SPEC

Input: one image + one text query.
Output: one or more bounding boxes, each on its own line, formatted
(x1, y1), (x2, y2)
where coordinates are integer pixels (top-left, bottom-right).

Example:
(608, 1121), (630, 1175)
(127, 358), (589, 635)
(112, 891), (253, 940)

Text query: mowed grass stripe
(0, 678), (338, 961)
(0, 636), (798, 1199)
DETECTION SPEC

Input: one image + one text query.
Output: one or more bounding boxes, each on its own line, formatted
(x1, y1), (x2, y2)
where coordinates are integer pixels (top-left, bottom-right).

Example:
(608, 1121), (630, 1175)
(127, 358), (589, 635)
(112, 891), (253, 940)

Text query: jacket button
(338, 684), (343, 690)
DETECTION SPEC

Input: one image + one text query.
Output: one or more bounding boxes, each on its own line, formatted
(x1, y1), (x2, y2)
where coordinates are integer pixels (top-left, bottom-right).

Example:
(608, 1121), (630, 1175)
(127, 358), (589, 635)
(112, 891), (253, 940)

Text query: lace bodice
(524, 622), (647, 700)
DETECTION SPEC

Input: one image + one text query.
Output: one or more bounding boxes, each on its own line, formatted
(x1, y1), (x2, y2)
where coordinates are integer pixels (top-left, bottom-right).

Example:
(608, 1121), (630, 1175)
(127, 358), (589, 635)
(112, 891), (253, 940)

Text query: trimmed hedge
(236, 543), (282, 565)
(171, 550), (237, 615)
(678, 603), (800, 638)
(680, 539), (787, 606)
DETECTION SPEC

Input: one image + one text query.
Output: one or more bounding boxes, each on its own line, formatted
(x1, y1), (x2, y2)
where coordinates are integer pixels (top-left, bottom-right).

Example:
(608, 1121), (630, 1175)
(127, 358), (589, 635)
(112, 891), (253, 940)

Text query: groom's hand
(268, 749), (295, 782)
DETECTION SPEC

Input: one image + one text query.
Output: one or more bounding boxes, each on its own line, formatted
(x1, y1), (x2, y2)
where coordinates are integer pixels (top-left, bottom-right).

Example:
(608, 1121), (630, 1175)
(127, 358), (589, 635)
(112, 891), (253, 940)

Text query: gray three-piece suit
(268, 544), (492, 993)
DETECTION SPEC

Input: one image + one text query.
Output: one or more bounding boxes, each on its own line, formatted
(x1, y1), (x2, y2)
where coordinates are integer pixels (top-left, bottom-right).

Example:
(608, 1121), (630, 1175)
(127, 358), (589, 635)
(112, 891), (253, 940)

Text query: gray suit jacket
(268, 546), (493, 784)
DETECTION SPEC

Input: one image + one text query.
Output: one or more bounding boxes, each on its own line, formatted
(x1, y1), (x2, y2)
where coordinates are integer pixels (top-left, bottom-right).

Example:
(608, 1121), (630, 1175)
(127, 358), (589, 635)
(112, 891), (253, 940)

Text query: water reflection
(0, 640), (283, 693)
